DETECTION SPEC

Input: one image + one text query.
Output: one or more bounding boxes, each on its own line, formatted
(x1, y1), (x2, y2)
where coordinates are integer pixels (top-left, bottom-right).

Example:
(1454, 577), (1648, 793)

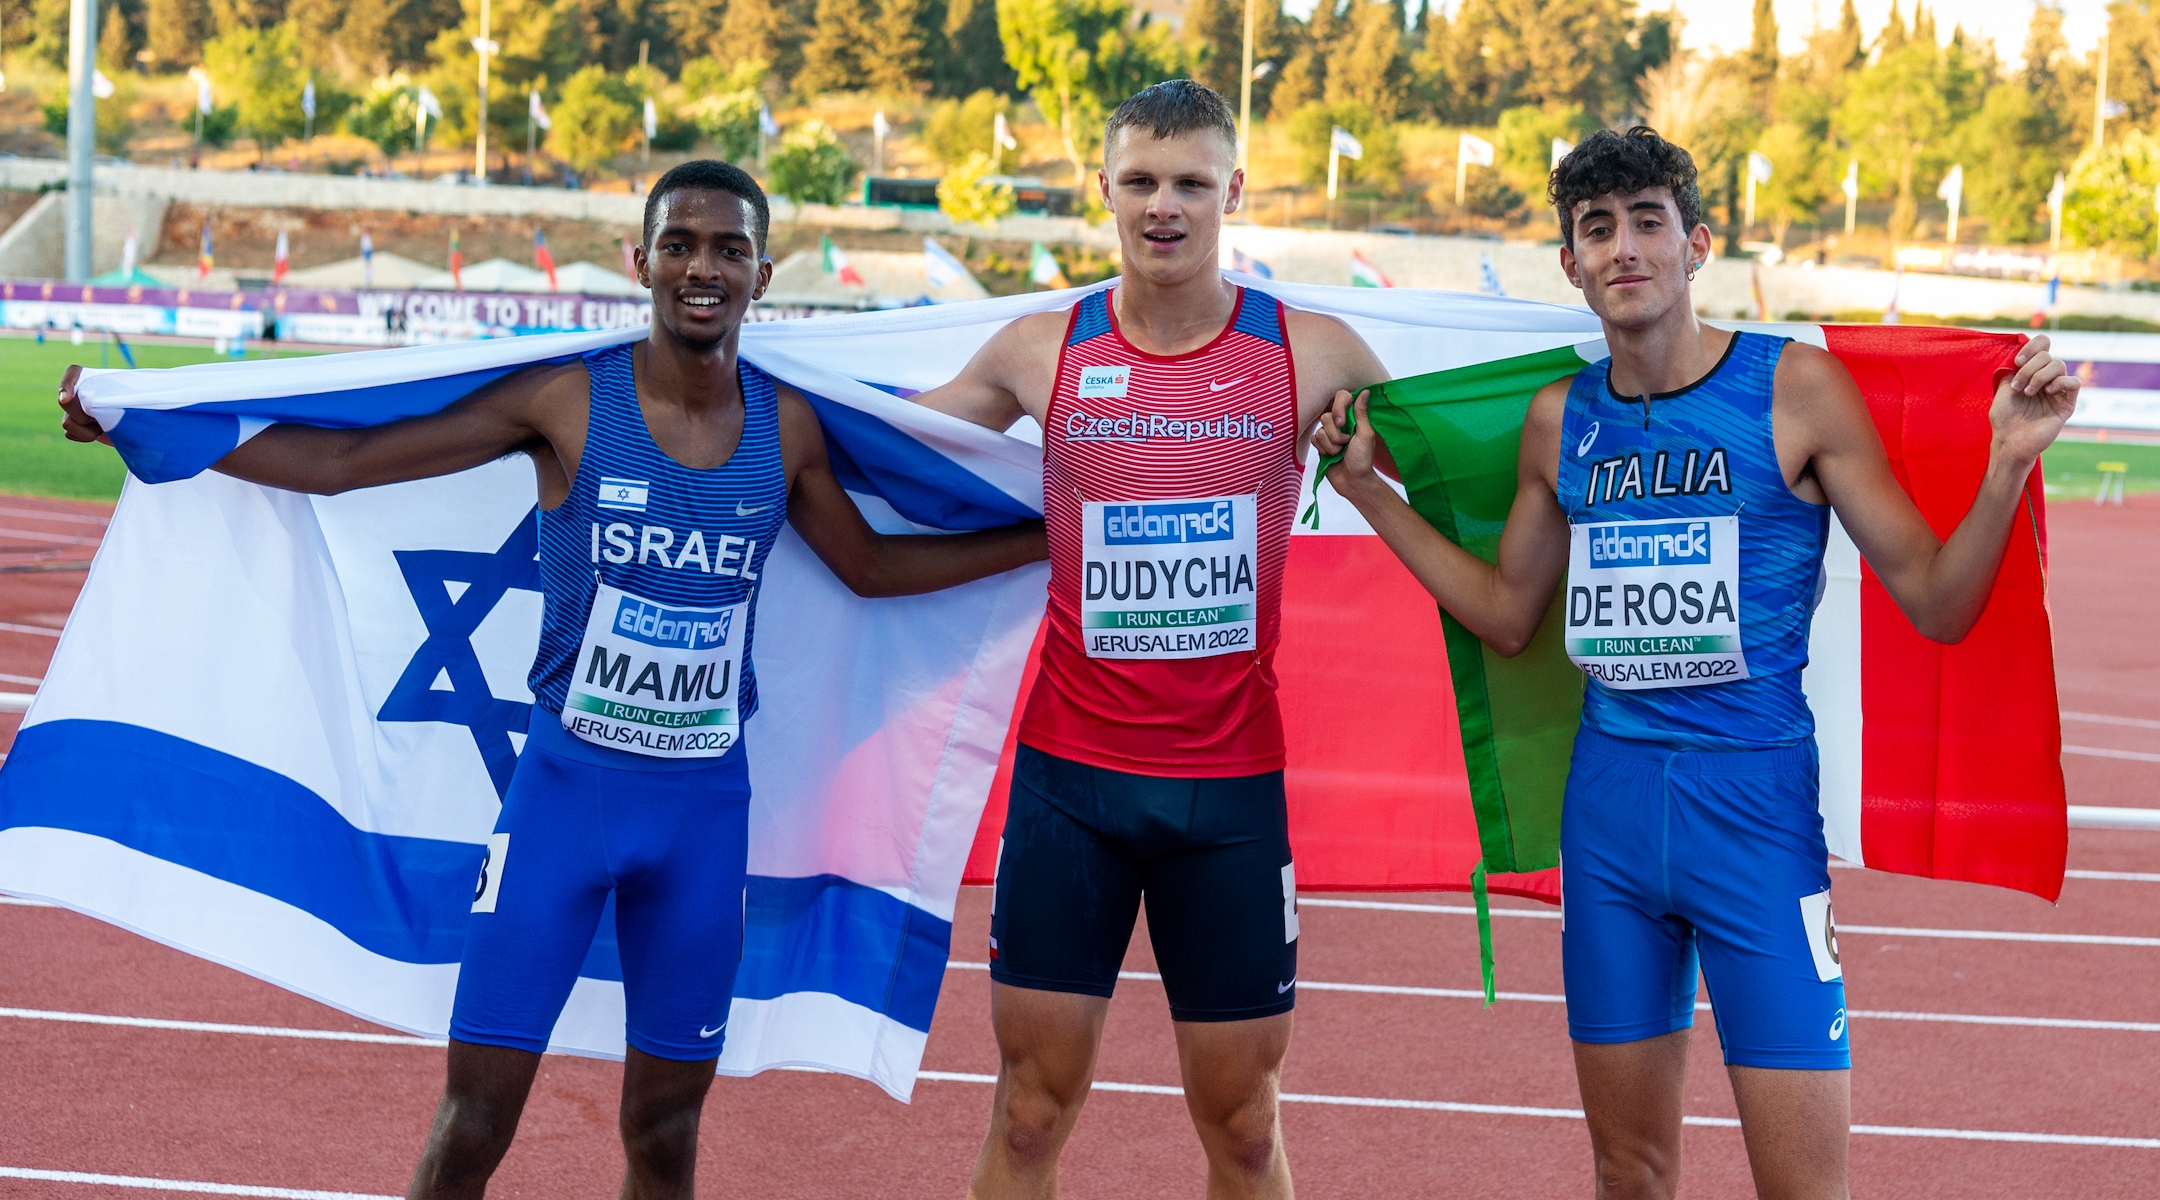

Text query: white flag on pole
(302, 78), (316, 120)
(643, 97), (658, 140)
(1551, 137), (1573, 169)
(529, 90), (552, 131)
(1842, 160), (1859, 200)
(1459, 132), (1494, 168)
(190, 68), (213, 115)
(417, 87), (444, 120)
(1935, 164), (1963, 205)
(1330, 126), (1364, 160)
(1749, 151), (1774, 183)
(873, 110), (891, 138)
(994, 112), (1017, 151)
(92, 70), (115, 100)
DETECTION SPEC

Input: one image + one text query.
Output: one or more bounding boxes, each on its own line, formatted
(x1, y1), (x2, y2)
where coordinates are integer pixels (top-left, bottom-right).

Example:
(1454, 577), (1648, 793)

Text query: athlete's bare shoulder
(1522, 375), (1573, 489)
(912, 308), (1069, 430)
(1768, 338), (1869, 458)
(1281, 307), (1387, 426)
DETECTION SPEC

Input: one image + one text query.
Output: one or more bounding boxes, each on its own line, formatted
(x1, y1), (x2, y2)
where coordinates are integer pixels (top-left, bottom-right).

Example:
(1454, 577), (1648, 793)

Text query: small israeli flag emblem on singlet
(598, 477), (650, 512)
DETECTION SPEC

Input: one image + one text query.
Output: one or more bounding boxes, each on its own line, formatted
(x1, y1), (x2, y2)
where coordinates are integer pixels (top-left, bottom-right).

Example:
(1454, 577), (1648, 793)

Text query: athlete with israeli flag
(56, 160), (1045, 1199)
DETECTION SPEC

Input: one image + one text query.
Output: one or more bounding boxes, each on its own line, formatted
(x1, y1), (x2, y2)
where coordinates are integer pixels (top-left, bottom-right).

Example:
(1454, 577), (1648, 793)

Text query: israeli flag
(0, 280), (1600, 1099)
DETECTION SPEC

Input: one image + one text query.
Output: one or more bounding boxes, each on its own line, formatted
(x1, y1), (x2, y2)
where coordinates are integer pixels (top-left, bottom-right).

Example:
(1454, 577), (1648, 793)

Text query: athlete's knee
(993, 1070), (1086, 1168)
(620, 1100), (703, 1174)
(1205, 1101), (1283, 1177)
(1590, 1140), (1679, 1200)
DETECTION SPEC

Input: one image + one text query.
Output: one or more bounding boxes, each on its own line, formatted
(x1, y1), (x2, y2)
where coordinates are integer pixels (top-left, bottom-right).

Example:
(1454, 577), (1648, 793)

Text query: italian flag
(1350, 249), (1391, 288)
(966, 325), (2066, 914)
(822, 236), (865, 287)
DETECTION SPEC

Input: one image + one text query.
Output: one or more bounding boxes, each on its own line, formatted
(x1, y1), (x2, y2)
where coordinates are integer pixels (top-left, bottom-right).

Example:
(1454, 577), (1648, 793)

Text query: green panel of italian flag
(966, 325), (2066, 907)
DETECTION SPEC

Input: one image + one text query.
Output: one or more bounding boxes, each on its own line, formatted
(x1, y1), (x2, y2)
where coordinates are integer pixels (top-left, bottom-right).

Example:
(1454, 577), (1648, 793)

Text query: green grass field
(0, 336), (2155, 505)
(0, 337), (317, 501)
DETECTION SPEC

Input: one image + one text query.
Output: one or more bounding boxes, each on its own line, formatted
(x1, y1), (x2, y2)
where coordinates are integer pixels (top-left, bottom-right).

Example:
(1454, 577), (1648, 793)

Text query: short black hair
(1103, 79), (1237, 164)
(1549, 127), (1703, 251)
(643, 159), (770, 253)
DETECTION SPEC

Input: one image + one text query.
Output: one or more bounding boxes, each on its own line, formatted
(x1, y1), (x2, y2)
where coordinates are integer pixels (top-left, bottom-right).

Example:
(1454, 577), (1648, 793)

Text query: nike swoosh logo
(1575, 421), (1600, 457)
(1277, 979), (1295, 994)
(735, 502), (770, 517)
(1209, 377), (1247, 392)
(699, 1023), (726, 1038)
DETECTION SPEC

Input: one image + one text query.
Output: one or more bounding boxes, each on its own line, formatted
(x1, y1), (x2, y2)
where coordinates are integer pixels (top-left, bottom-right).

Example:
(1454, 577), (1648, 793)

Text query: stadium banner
(0, 279), (648, 346)
(0, 281), (2066, 1102)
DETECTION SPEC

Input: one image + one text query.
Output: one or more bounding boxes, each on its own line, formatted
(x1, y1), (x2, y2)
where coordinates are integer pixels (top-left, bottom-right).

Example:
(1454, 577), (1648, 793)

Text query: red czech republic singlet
(1018, 285), (1303, 777)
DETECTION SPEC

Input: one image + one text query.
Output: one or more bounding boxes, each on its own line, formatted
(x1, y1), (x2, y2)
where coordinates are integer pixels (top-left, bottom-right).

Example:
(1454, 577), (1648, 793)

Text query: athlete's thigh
(989, 747), (1145, 999)
(612, 764), (754, 1063)
(1671, 758), (1850, 1071)
(450, 748), (613, 1055)
(1172, 1010), (1293, 1125)
(1140, 772), (1297, 1024)
(1560, 740), (1702, 1046)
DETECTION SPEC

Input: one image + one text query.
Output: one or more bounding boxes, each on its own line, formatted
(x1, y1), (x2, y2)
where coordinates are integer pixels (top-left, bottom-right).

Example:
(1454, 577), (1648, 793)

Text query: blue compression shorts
(1559, 728), (1851, 1071)
(448, 713), (752, 1061)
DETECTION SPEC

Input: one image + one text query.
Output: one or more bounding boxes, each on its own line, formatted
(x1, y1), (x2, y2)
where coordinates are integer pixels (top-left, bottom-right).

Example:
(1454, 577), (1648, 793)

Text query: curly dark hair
(643, 159), (770, 254)
(1548, 127), (1703, 251)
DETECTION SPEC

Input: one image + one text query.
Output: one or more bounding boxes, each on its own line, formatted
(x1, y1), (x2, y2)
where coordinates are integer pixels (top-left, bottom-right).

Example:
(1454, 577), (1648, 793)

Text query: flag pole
(1237, 0), (1253, 181)
(1455, 153), (1466, 208)
(474, 0), (491, 182)
(1326, 143), (1337, 227)
(63, 0), (95, 281)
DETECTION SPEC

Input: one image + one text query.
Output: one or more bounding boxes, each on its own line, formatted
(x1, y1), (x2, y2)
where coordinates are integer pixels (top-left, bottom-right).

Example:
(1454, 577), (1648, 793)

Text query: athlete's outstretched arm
(57, 361), (581, 496)
(905, 310), (1067, 431)
(779, 390), (1046, 597)
(1785, 337), (2078, 644)
(1322, 383), (1572, 656)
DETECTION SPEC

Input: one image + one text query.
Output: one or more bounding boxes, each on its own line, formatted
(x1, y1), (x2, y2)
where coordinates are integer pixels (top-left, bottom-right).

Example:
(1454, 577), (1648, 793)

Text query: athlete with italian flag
(1316, 127), (2079, 1200)
(913, 80), (1387, 1198)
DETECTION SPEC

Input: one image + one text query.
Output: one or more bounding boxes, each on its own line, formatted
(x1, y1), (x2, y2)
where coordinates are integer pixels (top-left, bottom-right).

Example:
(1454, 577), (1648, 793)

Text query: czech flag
(534, 229), (557, 292)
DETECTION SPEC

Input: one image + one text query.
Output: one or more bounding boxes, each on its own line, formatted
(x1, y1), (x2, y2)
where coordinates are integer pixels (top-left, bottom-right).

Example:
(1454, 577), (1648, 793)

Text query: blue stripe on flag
(0, 720), (952, 1032)
(803, 391), (1038, 530)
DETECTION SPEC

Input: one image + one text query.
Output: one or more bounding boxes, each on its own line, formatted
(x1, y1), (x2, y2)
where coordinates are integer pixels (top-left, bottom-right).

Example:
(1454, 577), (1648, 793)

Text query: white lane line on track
(0, 1167), (396, 1199)
(940, 963), (2160, 1031)
(0, 526), (99, 547)
(913, 1072), (2160, 1147)
(0, 620), (63, 637)
(2063, 711), (2160, 731)
(2064, 745), (2160, 763)
(0, 505), (108, 526)
(2069, 869), (2160, 882)
(0, 1006), (447, 1046)
(1296, 897), (2160, 945)
(0, 672), (42, 686)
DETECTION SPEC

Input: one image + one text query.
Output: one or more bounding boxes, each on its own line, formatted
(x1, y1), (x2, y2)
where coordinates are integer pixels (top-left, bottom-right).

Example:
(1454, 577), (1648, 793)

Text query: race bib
(1564, 516), (1748, 689)
(561, 581), (746, 758)
(1081, 494), (1257, 659)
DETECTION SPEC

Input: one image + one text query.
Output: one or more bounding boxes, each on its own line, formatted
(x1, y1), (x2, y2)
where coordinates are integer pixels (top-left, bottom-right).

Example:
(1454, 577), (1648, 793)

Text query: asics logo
(1576, 421), (1601, 457)
(699, 1023), (726, 1038)
(1209, 377), (1247, 392)
(735, 501), (770, 517)
(1828, 1009), (1846, 1041)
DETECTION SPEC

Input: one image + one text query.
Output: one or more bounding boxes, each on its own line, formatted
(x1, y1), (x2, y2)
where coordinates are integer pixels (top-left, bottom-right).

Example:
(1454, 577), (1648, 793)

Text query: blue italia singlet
(528, 341), (789, 763)
(1553, 332), (1829, 751)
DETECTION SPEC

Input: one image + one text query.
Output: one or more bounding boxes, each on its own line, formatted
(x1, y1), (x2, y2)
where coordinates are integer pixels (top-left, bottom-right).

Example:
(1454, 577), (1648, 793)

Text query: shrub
(768, 118), (857, 211)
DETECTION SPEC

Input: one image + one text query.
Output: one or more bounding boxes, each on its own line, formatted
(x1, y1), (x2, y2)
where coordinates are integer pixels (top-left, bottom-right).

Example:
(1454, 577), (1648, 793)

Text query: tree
(705, 0), (809, 92)
(1495, 104), (1594, 191)
(2101, 0), (2160, 136)
(1183, 0), (1290, 118)
(204, 23), (309, 155)
(1268, 0), (1331, 116)
(769, 118), (859, 211)
(938, 149), (1017, 249)
(30, 0), (67, 66)
(866, 0), (934, 95)
(1323, 0), (1406, 121)
(345, 73), (424, 157)
(1744, 0), (1777, 117)
(2063, 129), (2160, 253)
(996, 0), (1183, 185)
(146, 0), (211, 68)
(99, 1), (136, 72)
(798, 0), (877, 93)
(683, 58), (767, 162)
(923, 88), (1020, 171)
(932, 0), (1017, 97)
(1479, 0), (1640, 118)
(550, 65), (640, 173)
(1752, 121), (1833, 242)
(1837, 40), (1951, 240)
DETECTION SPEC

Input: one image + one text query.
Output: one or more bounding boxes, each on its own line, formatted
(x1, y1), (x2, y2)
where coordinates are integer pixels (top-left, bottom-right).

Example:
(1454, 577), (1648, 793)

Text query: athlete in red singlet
(913, 81), (1387, 1200)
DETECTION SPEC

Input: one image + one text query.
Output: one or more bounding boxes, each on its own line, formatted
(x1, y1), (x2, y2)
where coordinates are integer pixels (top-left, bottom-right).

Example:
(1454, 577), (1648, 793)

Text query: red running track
(1, 494), (2157, 1198)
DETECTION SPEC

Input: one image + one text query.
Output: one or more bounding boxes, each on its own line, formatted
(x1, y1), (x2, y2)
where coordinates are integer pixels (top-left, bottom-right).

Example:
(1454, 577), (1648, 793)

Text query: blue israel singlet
(1553, 332), (1828, 752)
(527, 341), (788, 769)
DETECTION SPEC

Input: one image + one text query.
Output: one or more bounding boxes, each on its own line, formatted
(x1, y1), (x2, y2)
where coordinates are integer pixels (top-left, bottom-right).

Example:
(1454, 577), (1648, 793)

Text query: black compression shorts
(988, 744), (1299, 1022)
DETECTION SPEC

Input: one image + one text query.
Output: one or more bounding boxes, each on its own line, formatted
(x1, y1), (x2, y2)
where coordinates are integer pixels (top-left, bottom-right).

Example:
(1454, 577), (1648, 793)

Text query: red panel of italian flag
(964, 325), (2066, 905)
